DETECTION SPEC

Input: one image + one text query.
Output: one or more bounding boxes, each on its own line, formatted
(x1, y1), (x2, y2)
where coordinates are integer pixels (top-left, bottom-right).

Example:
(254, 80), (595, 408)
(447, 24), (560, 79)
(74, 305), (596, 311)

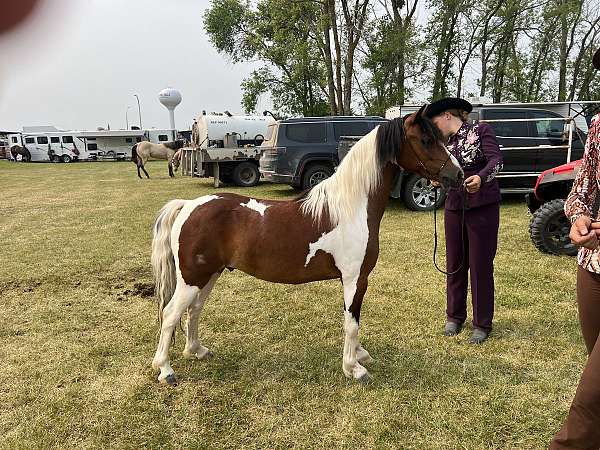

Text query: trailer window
(333, 121), (369, 141)
(50, 137), (60, 143)
(125, 138), (133, 143)
(285, 123), (327, 143)
(88, 143), (98, 150)
(158, 134), (169, 142)
(11, 137), (18, 143)
(62, 136), (73, 143)
(37, 136), (48, 144)
(25, 137), (34, 144)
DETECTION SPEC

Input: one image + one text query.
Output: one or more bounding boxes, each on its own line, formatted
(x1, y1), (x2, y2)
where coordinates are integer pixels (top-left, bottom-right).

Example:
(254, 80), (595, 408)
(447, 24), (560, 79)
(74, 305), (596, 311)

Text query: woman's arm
(477, 123), (503, 183)
(565, 116), (599, 223)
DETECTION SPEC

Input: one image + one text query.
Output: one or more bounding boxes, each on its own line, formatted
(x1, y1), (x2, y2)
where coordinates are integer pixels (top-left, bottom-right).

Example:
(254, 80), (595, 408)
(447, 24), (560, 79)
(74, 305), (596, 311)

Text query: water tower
(158, 87), (182, 139)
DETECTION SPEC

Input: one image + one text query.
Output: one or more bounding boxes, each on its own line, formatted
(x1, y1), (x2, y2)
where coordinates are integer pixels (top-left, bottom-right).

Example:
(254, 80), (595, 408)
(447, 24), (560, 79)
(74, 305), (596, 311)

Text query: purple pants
(444, 202), (499, 331)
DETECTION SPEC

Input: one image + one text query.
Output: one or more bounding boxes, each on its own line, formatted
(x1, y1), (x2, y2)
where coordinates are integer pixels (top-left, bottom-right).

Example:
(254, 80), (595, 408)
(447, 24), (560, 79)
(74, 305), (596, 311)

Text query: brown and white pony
(131, 140), (184, 179)
(150, 108), (463, 385)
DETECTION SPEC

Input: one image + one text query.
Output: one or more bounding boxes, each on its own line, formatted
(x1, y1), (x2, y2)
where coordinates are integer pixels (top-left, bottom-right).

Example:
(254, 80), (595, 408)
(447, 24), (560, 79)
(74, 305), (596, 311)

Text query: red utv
(526, 160), (582, 256)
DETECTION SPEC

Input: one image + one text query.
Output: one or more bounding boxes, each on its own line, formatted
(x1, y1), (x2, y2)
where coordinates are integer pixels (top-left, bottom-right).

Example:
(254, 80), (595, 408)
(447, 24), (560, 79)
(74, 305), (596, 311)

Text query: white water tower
(158, 87), (182, 136)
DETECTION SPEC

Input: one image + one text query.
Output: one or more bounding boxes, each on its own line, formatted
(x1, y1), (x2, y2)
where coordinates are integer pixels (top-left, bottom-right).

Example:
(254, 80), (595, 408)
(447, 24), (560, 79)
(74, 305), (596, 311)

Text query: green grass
(0, 160), (583, 449)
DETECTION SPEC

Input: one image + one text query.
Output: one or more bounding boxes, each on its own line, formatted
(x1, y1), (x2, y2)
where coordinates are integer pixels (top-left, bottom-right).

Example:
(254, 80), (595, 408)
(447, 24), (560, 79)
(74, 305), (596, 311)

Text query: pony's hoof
(357, 371), (372, 384)
(163, 374), (177, 386)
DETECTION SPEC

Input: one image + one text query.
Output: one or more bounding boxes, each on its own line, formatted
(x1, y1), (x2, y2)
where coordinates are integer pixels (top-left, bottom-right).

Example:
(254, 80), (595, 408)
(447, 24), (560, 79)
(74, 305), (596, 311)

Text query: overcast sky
(0, 0), (269, 132)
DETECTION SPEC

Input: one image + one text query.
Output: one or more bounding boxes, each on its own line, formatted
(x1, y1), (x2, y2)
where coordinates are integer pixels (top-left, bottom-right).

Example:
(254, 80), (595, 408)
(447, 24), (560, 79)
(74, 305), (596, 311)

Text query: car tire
(61, 154), (72, 163)
(302, 164), (333, 191)
(529, 199), (577, 256)
(232, 162), (260, 187)
(402, 173), (446, 211)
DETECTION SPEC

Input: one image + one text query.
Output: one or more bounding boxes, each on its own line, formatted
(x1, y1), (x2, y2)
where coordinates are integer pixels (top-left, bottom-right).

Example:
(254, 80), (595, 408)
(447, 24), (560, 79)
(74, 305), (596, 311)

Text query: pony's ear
(417, 104), (427, 117)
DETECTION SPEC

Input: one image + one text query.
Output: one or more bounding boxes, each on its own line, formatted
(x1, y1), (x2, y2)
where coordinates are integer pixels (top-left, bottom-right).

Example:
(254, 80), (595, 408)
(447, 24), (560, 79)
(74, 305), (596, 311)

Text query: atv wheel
(529, 199), (577, 256)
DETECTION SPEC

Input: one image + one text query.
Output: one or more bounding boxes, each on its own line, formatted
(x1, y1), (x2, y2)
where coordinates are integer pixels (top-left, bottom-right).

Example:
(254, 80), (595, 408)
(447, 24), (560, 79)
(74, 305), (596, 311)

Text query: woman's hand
(464, 175), (482, 193)
(570, 216), (600, 250)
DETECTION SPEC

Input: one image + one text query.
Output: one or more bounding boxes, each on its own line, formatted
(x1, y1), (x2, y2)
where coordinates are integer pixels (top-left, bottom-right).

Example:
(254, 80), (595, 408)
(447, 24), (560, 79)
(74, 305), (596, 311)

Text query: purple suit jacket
(445, 122), (503, 211)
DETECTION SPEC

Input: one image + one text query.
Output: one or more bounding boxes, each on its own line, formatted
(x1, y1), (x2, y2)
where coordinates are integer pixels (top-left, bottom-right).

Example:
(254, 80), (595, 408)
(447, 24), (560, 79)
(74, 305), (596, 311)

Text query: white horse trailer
(76, 129), (146, 160)
(9, 131), (84, 162)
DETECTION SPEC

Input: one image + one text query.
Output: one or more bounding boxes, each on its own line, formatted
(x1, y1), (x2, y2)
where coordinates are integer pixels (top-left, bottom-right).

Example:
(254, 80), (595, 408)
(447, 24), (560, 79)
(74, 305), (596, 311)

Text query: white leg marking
(152, 281), (200, 383)
(342, 311), (369, 380)
(240, 199), (270, 216)
(183, 273), (220, 360)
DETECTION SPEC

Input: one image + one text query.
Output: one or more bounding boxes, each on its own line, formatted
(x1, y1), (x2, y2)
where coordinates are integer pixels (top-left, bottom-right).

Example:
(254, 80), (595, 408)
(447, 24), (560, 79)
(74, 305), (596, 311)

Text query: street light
(133, 94), (142, 129)
(126, 106), (132, 129)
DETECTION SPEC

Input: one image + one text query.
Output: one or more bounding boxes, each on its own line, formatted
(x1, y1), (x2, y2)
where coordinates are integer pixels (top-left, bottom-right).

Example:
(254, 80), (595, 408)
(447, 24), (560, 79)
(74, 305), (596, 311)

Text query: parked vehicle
(180, 112), (275, 187)
(526, 159), (581, 256)
(385, 102), (590, 210)
(259, 116), (386, 191)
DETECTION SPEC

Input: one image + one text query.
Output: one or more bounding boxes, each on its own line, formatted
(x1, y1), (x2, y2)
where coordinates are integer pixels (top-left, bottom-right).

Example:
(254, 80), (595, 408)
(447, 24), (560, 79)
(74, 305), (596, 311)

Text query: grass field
(0, 160), (584, 449)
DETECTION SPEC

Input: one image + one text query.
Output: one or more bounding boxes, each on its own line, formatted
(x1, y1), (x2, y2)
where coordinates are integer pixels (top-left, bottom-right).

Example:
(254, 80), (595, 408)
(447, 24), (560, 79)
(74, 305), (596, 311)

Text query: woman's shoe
(469, 328), (490, 344)
(444, 321), (462, 336)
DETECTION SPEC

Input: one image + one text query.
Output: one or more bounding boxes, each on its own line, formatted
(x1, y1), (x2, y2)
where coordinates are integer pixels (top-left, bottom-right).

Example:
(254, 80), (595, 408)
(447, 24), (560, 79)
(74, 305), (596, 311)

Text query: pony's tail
(151, 199), (187, 327)
(131, 144), (138, 164)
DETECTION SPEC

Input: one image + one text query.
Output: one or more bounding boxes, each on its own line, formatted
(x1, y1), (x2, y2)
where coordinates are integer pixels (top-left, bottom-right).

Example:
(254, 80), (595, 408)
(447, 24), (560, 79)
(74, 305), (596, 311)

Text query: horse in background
(10, 145), (31, 162)
(131, 140), (184, 179)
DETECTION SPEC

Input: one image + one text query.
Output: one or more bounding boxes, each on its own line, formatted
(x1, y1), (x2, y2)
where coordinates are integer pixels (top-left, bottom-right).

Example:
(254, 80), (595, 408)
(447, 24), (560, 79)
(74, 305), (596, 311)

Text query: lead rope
(433, 186), (467, 276)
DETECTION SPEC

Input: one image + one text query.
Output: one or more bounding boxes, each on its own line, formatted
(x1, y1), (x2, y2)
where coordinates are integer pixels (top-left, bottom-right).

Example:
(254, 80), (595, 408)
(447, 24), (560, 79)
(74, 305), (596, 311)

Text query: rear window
(333, 121), (370, 140)
(484, 110), (529, 137)
(530, 111), (564, 137)
(285, 123), (327, 143)
(62, 136), (74, 143)
(37, 136), (48, 144)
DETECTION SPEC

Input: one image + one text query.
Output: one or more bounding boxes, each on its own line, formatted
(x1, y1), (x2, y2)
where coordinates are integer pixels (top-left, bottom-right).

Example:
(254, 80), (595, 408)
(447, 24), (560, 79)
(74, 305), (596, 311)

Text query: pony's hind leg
(342, 275), (371, 382)
(183, 273), (220, 360)
(168, 162), (174, 178)
(152, 281), (200, 384)
(141, 164), (150, 179)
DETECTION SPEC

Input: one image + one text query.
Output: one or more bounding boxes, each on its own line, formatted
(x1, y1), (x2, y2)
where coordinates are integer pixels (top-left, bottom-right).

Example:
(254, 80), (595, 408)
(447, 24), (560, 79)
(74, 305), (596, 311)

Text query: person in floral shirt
(549, 49), (600, 450)
(426, 97), (503, 344)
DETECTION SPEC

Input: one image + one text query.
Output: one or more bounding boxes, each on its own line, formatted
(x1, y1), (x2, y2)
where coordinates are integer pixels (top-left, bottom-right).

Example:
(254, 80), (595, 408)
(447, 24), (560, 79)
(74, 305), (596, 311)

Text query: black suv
(259, 116), (386, 190)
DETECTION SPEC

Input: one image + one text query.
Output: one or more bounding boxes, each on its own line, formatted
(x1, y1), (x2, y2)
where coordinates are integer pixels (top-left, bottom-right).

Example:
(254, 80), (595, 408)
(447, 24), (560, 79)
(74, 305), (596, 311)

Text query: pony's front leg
(152, 283), (199, 385)
(342, 275), (371, 382)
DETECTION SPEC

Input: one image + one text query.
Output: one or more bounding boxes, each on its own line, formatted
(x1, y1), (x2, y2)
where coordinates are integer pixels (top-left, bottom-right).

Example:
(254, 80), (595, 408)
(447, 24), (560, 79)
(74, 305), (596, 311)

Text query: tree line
(204, 0), (600, 116)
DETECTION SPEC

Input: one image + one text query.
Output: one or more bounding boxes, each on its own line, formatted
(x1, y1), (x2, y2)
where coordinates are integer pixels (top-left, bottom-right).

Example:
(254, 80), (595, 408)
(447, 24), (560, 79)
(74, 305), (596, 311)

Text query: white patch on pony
(446, 147), (461, 170)
(196, 254), (206, 265)
(240, 198), (270, 216)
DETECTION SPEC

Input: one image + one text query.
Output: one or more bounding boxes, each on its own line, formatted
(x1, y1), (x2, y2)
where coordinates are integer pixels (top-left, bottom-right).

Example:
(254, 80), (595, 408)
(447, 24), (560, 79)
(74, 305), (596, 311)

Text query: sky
(0, 0), (270, 132)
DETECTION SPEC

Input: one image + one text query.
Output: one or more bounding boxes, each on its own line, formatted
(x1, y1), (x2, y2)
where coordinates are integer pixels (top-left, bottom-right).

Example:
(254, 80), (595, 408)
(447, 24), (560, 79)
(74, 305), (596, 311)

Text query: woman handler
(549, 48), (600, 450)
(425, 98), (503, 344)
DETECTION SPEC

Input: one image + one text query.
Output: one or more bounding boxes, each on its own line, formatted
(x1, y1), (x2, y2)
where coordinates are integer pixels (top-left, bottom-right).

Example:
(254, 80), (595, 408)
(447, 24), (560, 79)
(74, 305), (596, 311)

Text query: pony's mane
(300, 117), (405, 226)
(300, 111), (441, 226)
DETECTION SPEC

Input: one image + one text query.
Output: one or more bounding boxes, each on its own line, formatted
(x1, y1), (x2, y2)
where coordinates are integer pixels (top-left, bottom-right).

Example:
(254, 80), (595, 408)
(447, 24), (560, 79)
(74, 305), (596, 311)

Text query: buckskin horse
(150, 107), (464, 385)
(131, 140), (184, 179)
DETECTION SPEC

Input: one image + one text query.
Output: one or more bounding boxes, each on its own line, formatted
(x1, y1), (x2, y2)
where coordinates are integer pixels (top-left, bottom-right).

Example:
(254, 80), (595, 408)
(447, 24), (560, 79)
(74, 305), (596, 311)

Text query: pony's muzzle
(440, 166), (463, 189)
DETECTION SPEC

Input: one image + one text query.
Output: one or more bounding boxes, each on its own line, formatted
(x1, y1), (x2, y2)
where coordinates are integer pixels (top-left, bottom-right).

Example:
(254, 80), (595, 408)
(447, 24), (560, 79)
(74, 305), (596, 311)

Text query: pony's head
(171, 149), (182, 171)
(377, 106), (463, 189)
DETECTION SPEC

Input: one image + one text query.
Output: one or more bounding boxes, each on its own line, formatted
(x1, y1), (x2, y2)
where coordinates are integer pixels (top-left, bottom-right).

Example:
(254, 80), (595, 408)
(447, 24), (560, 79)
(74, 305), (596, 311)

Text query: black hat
(594, 48), (600, 70)
(424, 97), (473, 119)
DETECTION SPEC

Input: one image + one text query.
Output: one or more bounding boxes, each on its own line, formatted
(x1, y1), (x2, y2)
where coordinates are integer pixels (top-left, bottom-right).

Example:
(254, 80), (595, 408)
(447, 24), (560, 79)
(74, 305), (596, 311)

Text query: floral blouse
(565, 114), (600, 274)
(445, 121), (504, 210)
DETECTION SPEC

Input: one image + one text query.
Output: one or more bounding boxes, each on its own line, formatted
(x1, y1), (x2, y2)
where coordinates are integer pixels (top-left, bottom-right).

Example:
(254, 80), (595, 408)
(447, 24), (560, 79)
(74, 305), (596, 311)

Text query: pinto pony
(131, 140), (184, 179)
(150, 108), (463, 385)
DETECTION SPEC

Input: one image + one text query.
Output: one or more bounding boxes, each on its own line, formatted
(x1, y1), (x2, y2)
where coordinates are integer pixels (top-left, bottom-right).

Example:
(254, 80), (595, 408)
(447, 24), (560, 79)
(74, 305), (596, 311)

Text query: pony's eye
(421, 137), (430, 147)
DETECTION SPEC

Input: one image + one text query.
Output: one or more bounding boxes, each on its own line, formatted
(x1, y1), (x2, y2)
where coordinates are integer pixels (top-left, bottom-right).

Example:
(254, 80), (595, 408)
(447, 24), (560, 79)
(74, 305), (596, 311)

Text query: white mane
(300, 127), (383, 226)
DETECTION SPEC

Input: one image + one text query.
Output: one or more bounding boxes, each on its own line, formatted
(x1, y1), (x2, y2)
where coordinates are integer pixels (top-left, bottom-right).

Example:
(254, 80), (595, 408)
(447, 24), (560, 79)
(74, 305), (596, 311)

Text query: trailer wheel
(61, 154), (72, 163)
(106, 150), (116, 159)
(232, 162), (260, 187)
(529, 199), (576, 256)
